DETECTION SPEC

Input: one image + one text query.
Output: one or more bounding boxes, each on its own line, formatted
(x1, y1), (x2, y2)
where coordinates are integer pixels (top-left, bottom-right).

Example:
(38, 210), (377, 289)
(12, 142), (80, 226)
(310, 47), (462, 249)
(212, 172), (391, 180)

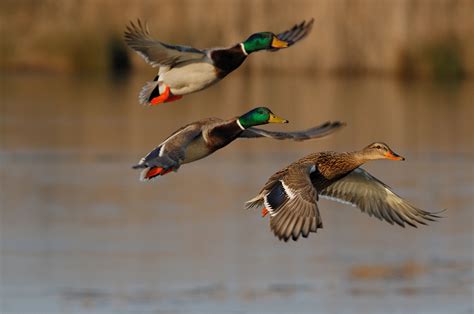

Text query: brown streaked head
(362, 142), (405, 161)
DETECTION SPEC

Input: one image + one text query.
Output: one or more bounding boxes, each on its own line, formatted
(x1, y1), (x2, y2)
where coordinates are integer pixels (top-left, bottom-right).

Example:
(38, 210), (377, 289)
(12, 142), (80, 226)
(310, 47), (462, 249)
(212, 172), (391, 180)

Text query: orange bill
(384, 151), (405, 160)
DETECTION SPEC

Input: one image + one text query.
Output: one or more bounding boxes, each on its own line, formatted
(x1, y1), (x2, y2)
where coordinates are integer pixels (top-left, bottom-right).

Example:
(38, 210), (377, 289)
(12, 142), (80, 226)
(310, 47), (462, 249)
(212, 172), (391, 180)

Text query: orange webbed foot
(262, 208), (269, 218)
(145, 167), (165, 179)
(150, 85), (171, 105)
(144, 167), (174, 180)
(165, 95), (183, 103)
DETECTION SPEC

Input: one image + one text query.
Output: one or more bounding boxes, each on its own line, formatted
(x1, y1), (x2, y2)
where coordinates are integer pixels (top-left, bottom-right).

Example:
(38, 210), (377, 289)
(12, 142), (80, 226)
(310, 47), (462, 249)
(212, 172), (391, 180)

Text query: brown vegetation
(1, 0), (472, 79)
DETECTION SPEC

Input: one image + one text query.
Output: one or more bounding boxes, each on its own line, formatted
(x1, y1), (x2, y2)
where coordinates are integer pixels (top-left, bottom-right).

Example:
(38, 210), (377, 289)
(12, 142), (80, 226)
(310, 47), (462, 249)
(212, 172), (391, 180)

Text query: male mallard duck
(124, 19), (314, 106)
(246, 143), (444, 242)
(133, 107), (344, 180)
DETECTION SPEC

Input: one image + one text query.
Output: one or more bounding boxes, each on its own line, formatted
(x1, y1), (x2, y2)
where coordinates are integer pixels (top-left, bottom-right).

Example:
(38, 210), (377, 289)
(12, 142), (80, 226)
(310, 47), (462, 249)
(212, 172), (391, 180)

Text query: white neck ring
(236, 119), (245, 130)
(240, 43), (249, 56)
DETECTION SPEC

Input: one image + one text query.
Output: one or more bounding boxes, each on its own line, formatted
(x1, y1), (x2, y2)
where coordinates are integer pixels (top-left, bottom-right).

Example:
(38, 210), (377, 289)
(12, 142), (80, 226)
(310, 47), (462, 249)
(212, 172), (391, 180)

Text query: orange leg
(150, 86), (171, 105)
(150, 86), (183, 105)
(144, 167), (174, 179)
(165, 95), (183, 103)
(262, 208), (269, 217)
(145, 167), (164, 179)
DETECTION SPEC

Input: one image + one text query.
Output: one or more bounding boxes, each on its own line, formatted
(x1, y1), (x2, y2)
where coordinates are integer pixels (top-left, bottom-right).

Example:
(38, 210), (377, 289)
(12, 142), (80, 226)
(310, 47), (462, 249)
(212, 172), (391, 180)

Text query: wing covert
(269, 165), (323, 241)
(319, 168), (443, 227)
(124, 19), (207, 67)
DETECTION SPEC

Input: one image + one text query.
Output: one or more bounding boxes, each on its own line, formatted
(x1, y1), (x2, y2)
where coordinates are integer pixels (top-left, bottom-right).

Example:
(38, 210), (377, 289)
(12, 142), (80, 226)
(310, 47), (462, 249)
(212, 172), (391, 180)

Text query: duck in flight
(246, 143), (444, 241)
(132, 107), (344, 180)
(124, 19), (314, 106)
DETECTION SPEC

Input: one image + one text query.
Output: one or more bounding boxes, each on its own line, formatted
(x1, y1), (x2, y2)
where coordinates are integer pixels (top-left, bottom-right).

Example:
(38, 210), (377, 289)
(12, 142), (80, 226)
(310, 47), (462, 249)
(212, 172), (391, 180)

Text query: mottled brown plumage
(246, 142), (444, 242)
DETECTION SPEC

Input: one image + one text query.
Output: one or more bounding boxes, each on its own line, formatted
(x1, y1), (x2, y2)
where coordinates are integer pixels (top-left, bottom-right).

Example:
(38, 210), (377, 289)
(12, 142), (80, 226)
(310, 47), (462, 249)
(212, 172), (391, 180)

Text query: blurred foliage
(0, 0), (472, 81)
(68, 32), (108, 74)
(427, 40), (465, 82)
(106, 35), (131, 79)
(398, 38), (465, 83)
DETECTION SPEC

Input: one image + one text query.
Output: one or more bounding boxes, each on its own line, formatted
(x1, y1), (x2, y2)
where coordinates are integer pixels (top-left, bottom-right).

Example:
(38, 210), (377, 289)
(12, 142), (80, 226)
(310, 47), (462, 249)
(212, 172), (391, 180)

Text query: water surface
(1, 73), (473, 313)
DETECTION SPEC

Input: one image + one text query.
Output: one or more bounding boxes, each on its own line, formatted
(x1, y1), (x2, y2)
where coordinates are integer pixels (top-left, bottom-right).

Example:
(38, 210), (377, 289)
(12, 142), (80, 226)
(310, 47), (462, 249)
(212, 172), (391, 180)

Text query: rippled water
(1, 73), (473, 313)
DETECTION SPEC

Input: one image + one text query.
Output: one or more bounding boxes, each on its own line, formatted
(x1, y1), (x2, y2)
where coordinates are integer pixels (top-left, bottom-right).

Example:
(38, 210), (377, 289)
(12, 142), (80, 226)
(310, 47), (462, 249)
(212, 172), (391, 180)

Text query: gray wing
(270, 165), (323, 241)
(239, 121), (344, 141)
(268, 19), (315, 52)
(319, 168), (444, 227)
(124, 19), (207, 67)
(132, 123), (203, 170)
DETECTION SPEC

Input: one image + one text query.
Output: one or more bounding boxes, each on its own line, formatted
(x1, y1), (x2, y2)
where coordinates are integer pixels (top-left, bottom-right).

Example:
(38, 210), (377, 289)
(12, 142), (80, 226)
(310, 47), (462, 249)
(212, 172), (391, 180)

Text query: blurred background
(1, 0), (473, 313)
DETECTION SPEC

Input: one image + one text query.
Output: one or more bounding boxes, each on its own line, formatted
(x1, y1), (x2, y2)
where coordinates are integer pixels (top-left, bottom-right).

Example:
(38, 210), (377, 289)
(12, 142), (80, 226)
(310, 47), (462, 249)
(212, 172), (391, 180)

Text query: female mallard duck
(245, 143), (444, 242)
(133, 107), (344, 180)
(124, 19), (314, 106)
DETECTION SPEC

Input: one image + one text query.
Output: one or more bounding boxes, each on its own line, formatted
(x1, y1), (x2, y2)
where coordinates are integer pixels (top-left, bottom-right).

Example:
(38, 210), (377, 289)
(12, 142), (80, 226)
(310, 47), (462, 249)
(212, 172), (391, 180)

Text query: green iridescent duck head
(238, 107), (289, 128)
(242, 32), (289, 54)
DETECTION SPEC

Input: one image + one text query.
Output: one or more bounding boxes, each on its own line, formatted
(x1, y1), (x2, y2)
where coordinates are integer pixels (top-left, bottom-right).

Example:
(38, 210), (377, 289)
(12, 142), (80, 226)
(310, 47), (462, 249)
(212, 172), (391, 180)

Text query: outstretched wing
(268, 165), (323, 241)
(319, 168), (444, 227)
(124, 19), (207, 67)
(268, 18), (315, 52)
(239, 121), (344, 141)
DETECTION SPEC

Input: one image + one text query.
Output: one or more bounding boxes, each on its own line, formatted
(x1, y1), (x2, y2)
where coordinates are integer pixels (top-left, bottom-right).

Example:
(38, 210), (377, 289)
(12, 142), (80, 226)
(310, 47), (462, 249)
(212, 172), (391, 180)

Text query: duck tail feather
(139, 80), (160, 106)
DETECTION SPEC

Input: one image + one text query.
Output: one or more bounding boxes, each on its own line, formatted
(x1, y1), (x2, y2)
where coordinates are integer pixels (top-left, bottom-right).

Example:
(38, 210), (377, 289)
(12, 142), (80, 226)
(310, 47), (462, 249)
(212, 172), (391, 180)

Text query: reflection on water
(1, 73), (473, 313)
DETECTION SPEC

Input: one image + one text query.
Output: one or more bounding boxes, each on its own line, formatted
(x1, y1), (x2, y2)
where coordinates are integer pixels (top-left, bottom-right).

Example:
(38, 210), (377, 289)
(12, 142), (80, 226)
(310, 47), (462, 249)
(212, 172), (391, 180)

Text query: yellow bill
(271, 36), (289, 48)
(268, 113), (289, 123)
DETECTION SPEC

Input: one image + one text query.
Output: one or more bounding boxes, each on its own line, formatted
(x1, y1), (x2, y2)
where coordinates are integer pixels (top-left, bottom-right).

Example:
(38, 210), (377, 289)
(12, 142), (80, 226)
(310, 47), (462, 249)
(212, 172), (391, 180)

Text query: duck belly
(182, 136), (214, 163)
(160, 62), (219, 96)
